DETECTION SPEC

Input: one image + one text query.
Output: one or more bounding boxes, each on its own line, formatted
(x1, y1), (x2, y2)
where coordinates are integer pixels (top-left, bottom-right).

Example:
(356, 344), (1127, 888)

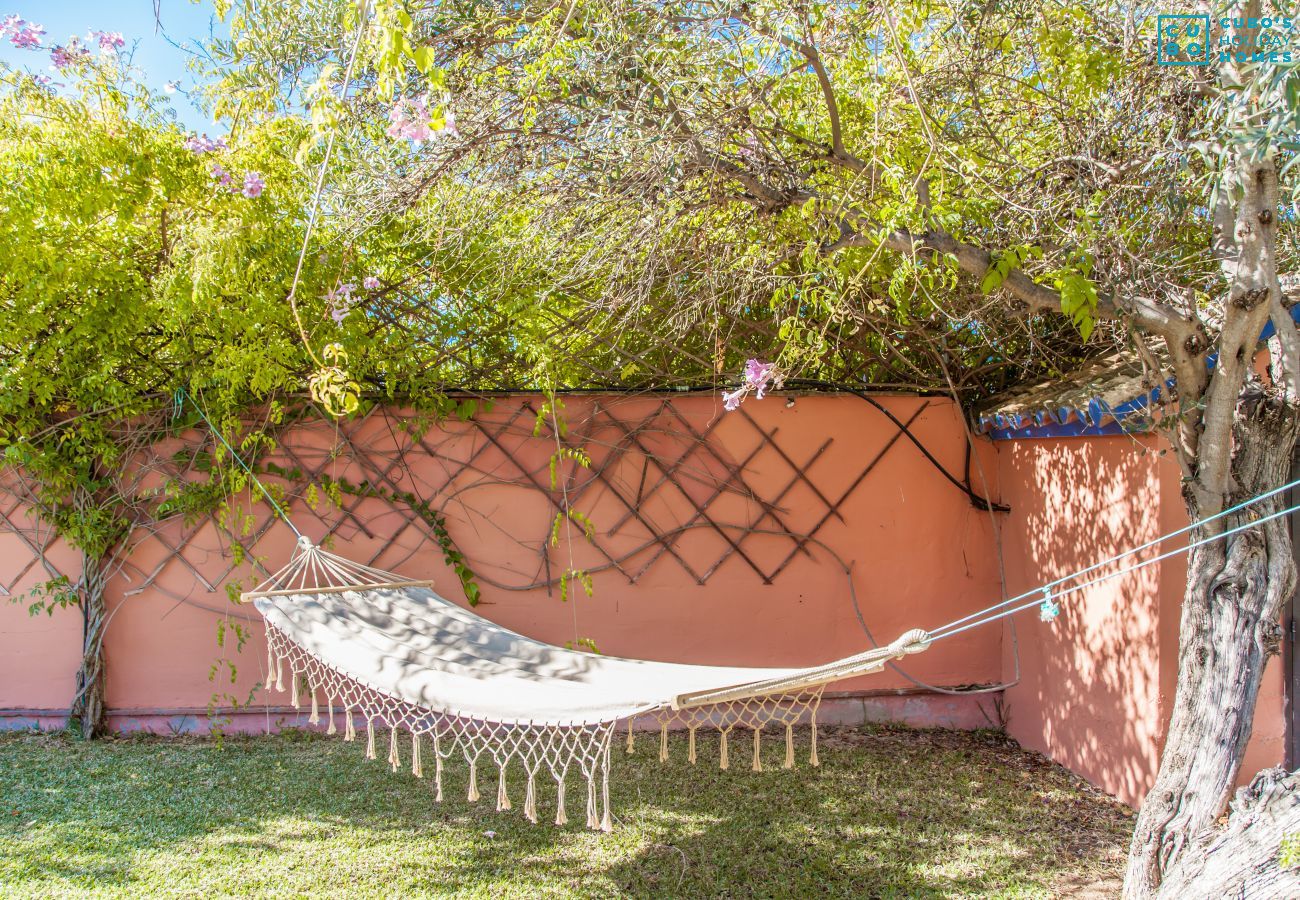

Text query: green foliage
(9, 576), (78, 618)
(1281, 832), (1300, 869)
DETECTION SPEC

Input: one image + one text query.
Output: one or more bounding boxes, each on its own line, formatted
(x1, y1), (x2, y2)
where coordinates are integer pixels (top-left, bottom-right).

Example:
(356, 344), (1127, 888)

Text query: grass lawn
(0, 725), (1130, 898)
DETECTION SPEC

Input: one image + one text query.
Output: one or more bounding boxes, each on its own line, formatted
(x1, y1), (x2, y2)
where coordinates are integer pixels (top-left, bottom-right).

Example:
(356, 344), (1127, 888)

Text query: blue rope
(930, 494), (1300, 643)
(930, 473), (1300, 638)
(178, 388), (303, 540)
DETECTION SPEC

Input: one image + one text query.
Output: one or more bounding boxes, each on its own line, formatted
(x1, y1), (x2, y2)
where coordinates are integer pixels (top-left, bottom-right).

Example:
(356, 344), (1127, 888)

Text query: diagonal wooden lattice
(0, 469), (74, 596)
(107, 396), (929, 606)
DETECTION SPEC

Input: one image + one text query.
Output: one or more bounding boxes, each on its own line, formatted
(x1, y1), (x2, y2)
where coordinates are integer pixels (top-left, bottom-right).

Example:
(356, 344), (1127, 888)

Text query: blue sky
(0, 1), (225, 131)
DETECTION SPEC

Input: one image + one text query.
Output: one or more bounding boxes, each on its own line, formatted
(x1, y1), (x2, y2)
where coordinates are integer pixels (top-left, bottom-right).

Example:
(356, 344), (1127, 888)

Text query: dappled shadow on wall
(1001, 435), (1180, 804)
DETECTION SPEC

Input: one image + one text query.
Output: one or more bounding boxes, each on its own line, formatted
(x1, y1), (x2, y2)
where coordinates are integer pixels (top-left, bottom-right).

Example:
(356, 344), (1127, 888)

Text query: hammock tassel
(687, 726), (698, 764)
(467, 762), (480, 803)
(720, 729), (729, 770)
(585, 775), (598, 830)
(290, 672), (300, 709)
(555, 778), (567, 826)
(411, 732), (422, 778)
(625, 720), (634, 754)
(496, 765), (511, 812)
(308, 688), (320, 725)
(265, 640), (274, 690)
(600, 762), (613, 832)
(784, 724), (794, 769)
(659, 723), (669, 762)
(326, 699), (337, 736)
(388, 726), (400, 772)
(365, 719), (376, 760)
(274, 656), (283, 693)
(434, 736), (444, 802)
(524, 771), (538, 824)
(344, 708), (355, 742)
(751, 727), (763, 772)
(810, 719), (819, 767)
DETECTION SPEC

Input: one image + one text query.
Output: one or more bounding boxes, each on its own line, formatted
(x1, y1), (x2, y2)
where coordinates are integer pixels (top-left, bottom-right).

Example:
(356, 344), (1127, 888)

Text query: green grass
(0, 725), (1130, 898)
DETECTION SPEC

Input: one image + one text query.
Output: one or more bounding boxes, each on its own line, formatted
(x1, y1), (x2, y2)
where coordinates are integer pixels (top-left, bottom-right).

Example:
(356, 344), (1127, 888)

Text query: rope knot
(890, 628), (931, 654)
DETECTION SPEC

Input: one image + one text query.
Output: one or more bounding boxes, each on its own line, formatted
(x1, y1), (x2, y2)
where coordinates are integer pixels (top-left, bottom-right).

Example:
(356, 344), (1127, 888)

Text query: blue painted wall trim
(989, 305), (1300, 442)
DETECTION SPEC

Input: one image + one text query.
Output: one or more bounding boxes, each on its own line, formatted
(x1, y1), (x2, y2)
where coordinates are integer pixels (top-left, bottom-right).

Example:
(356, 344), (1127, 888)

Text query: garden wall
(997, 434), (1287, 806)
(4, 394), (1288, 809)
(0, 394), (1006, 733)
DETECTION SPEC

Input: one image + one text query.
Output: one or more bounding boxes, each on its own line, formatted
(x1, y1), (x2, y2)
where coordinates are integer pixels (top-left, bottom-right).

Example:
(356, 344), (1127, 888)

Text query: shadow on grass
(0, 725), (1129, 898)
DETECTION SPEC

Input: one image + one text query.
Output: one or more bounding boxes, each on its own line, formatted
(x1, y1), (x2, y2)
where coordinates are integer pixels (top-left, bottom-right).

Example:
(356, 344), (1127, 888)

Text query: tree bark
(1124, 396), (1300, 897)
(69, 551), (109, 740)
(1157, 767), (1300, 897)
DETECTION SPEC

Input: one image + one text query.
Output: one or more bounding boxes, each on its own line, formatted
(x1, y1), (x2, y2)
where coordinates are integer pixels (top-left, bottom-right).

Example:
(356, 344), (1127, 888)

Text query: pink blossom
(184, 134), (227, 154)
(325, 283), (357, 325)
(210, 163), (233, 188)
(362, 276), (381, 291)
(744, 358), (775, 399)
(387, 97), (432, 142)
(442, 109), (459, 137)
(721, 358), (777, 411)
(6, 17), (43, 49)
(90, 30), (124, 53)
(49, 40), (89, 70)
(241, 172), (265, 199)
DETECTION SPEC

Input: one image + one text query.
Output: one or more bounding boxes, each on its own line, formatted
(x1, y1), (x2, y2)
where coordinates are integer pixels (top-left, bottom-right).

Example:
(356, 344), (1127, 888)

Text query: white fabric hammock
(245, 537), (932, 829)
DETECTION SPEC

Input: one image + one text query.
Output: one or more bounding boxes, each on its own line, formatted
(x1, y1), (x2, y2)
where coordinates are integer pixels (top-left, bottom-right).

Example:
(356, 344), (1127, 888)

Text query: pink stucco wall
(997, 434), (1287, 806)
(3, 396), (1290, 809)
(1, 395), (1006, 728)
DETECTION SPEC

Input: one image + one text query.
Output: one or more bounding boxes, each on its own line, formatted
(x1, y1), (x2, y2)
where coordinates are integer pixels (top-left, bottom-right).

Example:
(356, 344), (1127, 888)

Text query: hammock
(246, 537), (933, 830)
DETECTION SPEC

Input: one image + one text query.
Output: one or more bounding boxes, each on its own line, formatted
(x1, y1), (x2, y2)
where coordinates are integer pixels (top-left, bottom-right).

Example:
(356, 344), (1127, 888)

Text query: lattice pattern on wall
(0, 469), (75, 596)
(0, 395), (940, 617)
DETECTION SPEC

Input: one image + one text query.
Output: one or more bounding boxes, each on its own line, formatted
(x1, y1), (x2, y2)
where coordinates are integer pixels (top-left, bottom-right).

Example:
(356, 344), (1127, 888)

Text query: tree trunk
(1124, 397), (1300, 897)
(68, 551), (109, 739)
(1157, 767), (1300, 897)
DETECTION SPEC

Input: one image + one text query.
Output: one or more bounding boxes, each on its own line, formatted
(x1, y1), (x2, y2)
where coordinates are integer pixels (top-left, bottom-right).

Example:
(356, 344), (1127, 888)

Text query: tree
(0, 52), (408, 735)
(213, 1), (1300, 893)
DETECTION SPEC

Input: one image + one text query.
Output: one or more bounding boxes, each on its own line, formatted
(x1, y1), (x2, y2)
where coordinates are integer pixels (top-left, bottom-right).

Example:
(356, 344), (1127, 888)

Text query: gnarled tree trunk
(69, 551), (109, 739)
(1124, 396), (1300, 896)
(1158, 767), (1300, 897)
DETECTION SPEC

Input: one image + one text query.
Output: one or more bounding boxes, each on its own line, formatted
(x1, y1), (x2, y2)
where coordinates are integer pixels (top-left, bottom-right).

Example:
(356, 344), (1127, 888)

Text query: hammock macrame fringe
(250, 537), (925, 831)
(265, 625), (823, 830)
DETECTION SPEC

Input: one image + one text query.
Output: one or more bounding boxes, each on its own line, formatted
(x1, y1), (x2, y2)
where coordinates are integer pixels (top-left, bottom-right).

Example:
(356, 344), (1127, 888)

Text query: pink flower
(210, 163), (233, 188)
(49, 38), (91, 69)
(325, 283), (357, 325)
(241, 172), (265, 198)
(721, 359), (777, 411)
(91, 30), (124, 53)
(744, 358), (775, 399)
(387, 97), (432, 142)
(6, 17), (43, 49)
(362, 276), (381, 291)
(184, 134), (227, 154)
